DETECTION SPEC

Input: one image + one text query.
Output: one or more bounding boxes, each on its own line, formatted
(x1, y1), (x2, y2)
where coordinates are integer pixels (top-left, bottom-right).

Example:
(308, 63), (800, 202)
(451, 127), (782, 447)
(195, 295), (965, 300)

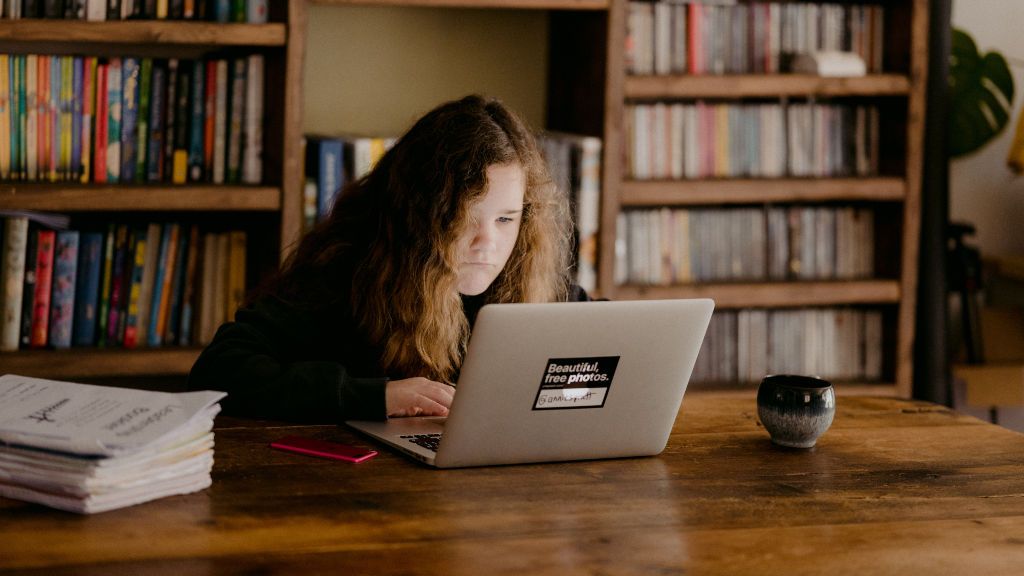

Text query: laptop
(346, 298), (714, 468)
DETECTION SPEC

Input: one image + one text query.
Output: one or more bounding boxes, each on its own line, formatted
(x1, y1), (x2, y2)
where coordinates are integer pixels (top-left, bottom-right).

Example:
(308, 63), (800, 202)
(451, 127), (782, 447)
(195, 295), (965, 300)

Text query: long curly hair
(272, 95), (573, 382)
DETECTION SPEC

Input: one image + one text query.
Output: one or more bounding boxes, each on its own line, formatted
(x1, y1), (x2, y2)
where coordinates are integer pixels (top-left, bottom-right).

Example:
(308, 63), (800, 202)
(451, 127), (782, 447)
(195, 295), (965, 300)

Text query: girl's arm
(188, 297), (388, 423)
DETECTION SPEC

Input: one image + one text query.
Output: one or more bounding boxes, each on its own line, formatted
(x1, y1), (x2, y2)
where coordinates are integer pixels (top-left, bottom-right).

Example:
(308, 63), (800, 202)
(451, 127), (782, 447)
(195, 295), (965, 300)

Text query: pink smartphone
(270, 435), (378, 463)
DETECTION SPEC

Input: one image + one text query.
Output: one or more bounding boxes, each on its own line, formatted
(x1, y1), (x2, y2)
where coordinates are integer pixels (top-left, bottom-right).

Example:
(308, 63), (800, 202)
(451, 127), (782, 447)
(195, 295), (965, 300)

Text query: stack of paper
(0, 374), (225, 514)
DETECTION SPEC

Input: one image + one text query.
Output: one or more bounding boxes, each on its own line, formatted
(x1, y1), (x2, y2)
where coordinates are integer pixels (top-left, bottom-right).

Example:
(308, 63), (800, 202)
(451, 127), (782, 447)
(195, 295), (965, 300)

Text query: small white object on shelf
(791, 51), (867, 77)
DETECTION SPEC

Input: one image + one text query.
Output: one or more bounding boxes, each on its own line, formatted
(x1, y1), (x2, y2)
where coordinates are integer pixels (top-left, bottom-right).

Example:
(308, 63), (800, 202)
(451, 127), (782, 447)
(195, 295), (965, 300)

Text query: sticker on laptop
(533, 356), (620, 410)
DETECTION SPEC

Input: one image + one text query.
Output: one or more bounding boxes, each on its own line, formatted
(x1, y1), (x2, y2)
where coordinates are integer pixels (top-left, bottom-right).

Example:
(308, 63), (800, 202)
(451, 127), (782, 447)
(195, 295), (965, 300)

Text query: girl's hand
(385, 377), (455, 417)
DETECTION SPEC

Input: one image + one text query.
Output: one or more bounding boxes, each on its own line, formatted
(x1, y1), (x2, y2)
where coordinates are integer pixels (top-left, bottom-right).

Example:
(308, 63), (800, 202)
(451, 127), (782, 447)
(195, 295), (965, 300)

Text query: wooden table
(3, 393), (1024, 575)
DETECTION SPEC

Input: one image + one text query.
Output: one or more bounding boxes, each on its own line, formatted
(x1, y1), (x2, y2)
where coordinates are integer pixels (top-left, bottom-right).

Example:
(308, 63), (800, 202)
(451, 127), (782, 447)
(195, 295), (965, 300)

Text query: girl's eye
(497, 216), (517, 224)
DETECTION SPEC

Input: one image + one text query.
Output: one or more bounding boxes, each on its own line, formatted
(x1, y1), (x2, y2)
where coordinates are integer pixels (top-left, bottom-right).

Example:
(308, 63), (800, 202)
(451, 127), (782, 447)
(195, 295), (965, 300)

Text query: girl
(188, 95), (591, 423)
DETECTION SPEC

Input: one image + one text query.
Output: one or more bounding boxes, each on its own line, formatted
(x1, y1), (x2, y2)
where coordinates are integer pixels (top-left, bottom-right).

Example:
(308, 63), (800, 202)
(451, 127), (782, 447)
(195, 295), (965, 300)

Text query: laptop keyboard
(401, 434), (442, 452)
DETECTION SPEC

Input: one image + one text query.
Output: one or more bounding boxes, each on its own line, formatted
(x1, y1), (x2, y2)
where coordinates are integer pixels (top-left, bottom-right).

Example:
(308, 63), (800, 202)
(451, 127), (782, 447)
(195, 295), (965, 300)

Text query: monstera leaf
(949, 28), (1015, 158)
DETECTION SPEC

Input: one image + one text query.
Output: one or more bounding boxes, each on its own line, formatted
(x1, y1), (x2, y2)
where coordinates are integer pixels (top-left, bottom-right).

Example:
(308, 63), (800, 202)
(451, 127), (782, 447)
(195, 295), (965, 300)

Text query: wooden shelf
(625, 74), (911, 100)
(620, 178), (906, 206)
(310, 0), (608, 9)
(0, 20), (286, 46)
(1, 348), (202, 379)
(0, 184), (281, 211)
(615, 280), (901, 309)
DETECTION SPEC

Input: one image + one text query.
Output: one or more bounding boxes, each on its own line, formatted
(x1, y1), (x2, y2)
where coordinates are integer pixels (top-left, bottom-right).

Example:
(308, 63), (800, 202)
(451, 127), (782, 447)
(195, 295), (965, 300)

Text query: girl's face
(455, 163), (526, 296)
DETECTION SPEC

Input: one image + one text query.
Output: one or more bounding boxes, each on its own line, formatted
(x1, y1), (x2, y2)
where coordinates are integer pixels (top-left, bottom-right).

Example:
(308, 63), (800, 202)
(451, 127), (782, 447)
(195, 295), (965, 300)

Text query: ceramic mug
(757, 374), (836, 448)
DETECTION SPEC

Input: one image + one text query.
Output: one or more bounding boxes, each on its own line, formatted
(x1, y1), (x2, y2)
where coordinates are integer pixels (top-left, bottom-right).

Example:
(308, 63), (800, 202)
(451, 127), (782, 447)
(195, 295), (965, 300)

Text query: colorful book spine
(134, 57), (152, 183)
(135, 222), (161, 346)
(106, 57), (122, 183)
(93, 61), (109, 183)
(164, 224), (189, 344)
(72, 231), (103, 347)
(80, 57), (96, 184)
(203, 59), (217, 179)
(48, 230), (79, 349)
(0, 55), (10, 181)
(119, 57), (139, 182)
(29, 228), (56, 348)
(1, 217), (29, 351)
(18, 225), (38, 348)
(148, 223), (177, 347)
(105, 224), (128, 346)
(178, 224), (200, 346)
(71, 56), (84, 181)
(171, 60), (190, 184)
(25, 54), (37, 181)
(163, 59), (178, 183)
(306, 137), (343, 222)
(146, 60), (166, 182)
(122, 227), (147, 348)
(188, 58), (205, 182)
(96, 223), (115, 347)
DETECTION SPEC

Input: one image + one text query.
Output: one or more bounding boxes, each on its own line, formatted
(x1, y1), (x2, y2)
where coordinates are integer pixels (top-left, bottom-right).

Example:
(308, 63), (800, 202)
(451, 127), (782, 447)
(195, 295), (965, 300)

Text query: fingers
(386, 378), (456, 418)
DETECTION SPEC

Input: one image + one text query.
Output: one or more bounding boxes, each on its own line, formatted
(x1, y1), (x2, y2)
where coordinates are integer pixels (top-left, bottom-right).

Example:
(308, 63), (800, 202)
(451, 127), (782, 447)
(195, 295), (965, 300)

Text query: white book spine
(1, 217), (29, 351)
(213, 59), (229, 185)
(242, 54), (264, 185)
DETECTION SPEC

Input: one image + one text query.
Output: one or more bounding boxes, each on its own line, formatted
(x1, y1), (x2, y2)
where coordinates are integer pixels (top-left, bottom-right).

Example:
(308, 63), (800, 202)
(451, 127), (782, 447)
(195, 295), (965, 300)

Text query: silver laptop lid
(433, 298), (714, 468)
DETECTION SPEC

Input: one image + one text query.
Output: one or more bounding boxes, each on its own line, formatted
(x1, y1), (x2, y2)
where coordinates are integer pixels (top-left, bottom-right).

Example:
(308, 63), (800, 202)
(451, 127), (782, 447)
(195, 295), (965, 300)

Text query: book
(171, 59), (191, 185)
(134, 58), (152, 183)
(241, 54), (262, 184)
(93, 61), (108, 183)
(163, 59), (179, 184)
(197, 231), (217, 344)
(304, 136), (343, 222)
(177, 224), (200, 346)
(1, 216), (29, 351)
(18, 224), (39, 348)
(119, 57), (139, 183)
(146, 60), (167, 182)
(106, 57), (122, 183)
(72, 231), (103, 347)
(0, 374), (225, 514)
(135, 223), (161, 347)
(121, 227), (147, 349)
(96, 224), (115, 347)
(225, 57), (246, 184)
(211, 59), (228, 184)
(29, 228), (56, 348)
(0, 55), (10, 180)
(105, 224), (129, 346)
(48, 230), (79, 350)
(148, 223), (178, 347)
(164, 224), (190, 345)
(187, 59), (205, 182)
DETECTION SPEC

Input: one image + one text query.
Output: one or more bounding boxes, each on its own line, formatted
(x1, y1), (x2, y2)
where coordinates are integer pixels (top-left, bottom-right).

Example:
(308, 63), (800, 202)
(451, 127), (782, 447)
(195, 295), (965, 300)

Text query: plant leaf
(949, 28), (1015, 157)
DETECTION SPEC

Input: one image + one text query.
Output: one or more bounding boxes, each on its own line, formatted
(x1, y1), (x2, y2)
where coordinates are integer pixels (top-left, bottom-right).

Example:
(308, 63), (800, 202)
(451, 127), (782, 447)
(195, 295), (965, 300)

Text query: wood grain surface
(2, 393), (1024, 575)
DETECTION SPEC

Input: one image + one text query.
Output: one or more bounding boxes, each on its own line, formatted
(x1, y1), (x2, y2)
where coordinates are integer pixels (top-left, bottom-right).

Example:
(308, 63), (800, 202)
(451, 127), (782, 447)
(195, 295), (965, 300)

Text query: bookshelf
(601, 0), (929, 397)
(0, 2), (305, 379)
(1, 0), (930, 399)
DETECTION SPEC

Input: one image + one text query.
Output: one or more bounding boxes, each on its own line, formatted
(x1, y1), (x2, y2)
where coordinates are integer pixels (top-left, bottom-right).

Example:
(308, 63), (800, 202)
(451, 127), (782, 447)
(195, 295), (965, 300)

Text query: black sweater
(188, 286), (591, 423)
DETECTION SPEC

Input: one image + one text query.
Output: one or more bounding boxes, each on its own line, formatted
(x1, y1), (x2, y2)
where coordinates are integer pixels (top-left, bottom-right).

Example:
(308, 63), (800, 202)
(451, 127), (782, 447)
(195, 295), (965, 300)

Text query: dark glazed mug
(757, 374), (836, 449)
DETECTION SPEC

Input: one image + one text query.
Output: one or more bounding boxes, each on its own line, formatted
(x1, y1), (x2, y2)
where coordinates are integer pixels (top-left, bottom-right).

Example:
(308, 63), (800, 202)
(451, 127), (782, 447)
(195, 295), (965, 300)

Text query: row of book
(302, 134), (396, 230)
(616, 206), (874, 285)
(0, 53), (264, 185)
(303, 131), (605, 294)
(0, 214), (247, 352)
(626, 1), (885, 76)
(1, 0), (266, 21)
(691, 307), (883, 385)
(627, 102), (880, 180)
(537, 132), (602, 294)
